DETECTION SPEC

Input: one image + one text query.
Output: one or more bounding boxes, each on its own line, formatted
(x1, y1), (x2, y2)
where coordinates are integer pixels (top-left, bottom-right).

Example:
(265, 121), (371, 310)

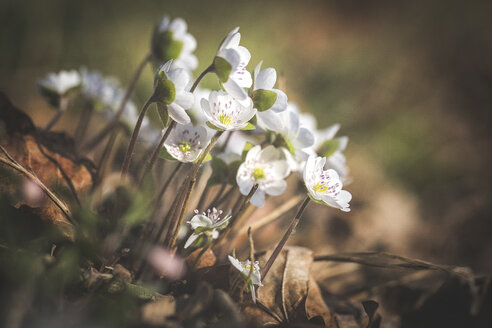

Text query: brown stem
(44, 110), (63, 131)
(81, 52), (152, 152)
(213, 184), (258, 250)
(167, 131), (224, 249)
(261, 196), (310, 280)
(121, 96), (153, 176)
(208, 183), (227, 209)
(190, 64), (214, 93)
(138, 120), (176, 185)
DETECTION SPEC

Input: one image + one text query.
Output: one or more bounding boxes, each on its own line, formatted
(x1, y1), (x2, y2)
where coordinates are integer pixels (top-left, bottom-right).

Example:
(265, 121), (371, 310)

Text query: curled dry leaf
(244, 246), (335, 326)
(0, 92), (95, 239)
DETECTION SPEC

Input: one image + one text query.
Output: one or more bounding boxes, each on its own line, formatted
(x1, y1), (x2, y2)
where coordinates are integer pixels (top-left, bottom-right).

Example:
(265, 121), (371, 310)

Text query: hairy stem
(190, 63), (214, 93)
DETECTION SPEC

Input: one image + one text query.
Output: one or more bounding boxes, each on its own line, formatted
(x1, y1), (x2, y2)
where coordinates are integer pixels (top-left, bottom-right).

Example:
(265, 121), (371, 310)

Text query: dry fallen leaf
(243, 246), (336, 326)
(0, 92), (95, 239)
(141, 295), (176, 326)
(187, 247), (217, 269)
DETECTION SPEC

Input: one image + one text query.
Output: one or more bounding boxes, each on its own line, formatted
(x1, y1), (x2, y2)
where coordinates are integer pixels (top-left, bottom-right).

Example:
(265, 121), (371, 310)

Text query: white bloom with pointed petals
(152, 16), (198, 71)
(184, 208), (231, 249)
(236, 145), (290, 207)
(201, 91), (256, 131)
(253, 61), (288, 131)
(214, 27), (252, 106)
(164, 123), (210, 162)
(303, 155), (352, 212)
(38, 70), (81, 96)
(154, 60), (195, 125)
(228, 255), (263, 303)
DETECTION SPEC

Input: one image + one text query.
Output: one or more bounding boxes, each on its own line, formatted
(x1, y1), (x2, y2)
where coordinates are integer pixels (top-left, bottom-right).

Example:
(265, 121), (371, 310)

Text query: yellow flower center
(178, 141), (191, 153)
(219, 113), (232, 125)
(252, 168), (265, 180)
(313, 183), (328, 193)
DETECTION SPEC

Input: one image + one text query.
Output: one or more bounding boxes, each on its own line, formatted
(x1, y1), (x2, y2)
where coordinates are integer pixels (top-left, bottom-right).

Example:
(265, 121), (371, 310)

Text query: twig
(313, 251), (473, 280)
(236, 195), (303, 238)
(261, 196), (310, 280)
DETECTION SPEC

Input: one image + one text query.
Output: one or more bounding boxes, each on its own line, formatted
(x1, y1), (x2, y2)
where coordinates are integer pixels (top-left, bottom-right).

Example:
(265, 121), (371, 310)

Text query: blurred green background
(1, 0), (491, 272)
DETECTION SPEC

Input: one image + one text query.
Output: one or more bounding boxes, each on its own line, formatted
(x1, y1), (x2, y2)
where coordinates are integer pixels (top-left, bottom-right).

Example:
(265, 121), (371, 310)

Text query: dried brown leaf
(141, 295), (176, 326)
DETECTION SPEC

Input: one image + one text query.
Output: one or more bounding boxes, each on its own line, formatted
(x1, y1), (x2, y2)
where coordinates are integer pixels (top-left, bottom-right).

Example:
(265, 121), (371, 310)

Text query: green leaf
(153, 72), (176, 105)
(206, 121), (224, 131)
(318, 139), (340, 158)
(156, 102), (171, 127)
(213, 56), (232, 83)
(208, 157), (229, 186)
(252, 89), (277, 111)
(227, 160), (242, 183)
(194, 152), (212, 164)
(159, 147), (176, 161)
(152, 30), (184, 62)
(276, 134), (295, 154)
(241, 142), (254, 161)
(241, 122), (256, 130)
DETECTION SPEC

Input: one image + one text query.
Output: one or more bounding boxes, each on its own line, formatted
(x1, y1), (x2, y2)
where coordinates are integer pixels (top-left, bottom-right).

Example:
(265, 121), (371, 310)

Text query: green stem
(261, 196), (311, 280)
(121, 96), (153, 176)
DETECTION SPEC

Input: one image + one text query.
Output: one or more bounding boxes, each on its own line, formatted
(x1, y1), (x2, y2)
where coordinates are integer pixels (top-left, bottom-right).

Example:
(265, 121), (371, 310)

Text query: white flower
(228, 255), (263, 303)
(188, 87), (211, 125)
(38, 70), (81, 108)
(265, 104), (315, 172)
(184, 208), (232, 249)
(201, 91), (256, 131)
(236, 145), (290, 207)
(252, 61), (288, 131)
(154, 60), (195, 125)
(214, 27), (252, 106)
(152, 16), (198, 71)
(80, 68), (158, 143)
(164, 123), (210, 162)
(303, 155), (352, 212)
(289, 104), (349, 180)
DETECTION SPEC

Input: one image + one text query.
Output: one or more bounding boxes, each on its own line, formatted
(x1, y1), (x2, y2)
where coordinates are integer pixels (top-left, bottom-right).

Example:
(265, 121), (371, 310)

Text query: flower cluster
(34, 15), (354, 303)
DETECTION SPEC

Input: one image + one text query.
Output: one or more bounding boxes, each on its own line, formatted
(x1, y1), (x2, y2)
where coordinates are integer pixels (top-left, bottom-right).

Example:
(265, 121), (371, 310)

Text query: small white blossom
(184, 208), (232, 249)
(38, 70), (81, 108)
(228, 255), (263, 303)
(303, 155), (352, 212)
(154, 60), (195, 124)
(265, 103), (315, 172)
(252, 61), (288, 131)
(214, 27), (252, 106)
(164, 123), (210, 162)
(201, 91), (256, 131)
(152, 16), (198, 71)
(236, 145), (290, 207)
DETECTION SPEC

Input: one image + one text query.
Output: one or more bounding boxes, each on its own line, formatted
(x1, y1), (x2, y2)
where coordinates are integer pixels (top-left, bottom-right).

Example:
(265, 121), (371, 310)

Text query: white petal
(250, 190), (266, 207)
(264, 179), (287, 196)
(253, 61), (263, 86)
(216, 48), (240, 71)
(255, 67), (276, 90)
(245, 145), (261, 162)
(297, 127), (315, 149)
(259, 145), (282, 162)
(257, 110), (282, 131)
(167, 68), (189, 91)
(228, 255), (244, 272)
(189, 214), (213, 229)
(184, 233), (199, 249)
(174, 92), (194, 109)
(182, 34), (197, 52)
(270, 89), (288, 113)
(236, 46), (251, 66)
(223, 79), (248, 103)
(169, 18), (187, 37)
(168, 103), (191, 124)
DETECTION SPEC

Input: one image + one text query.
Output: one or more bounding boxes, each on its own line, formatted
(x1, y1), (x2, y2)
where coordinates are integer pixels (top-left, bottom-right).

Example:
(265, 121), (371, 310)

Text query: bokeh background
(1, 0), (491, 273)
